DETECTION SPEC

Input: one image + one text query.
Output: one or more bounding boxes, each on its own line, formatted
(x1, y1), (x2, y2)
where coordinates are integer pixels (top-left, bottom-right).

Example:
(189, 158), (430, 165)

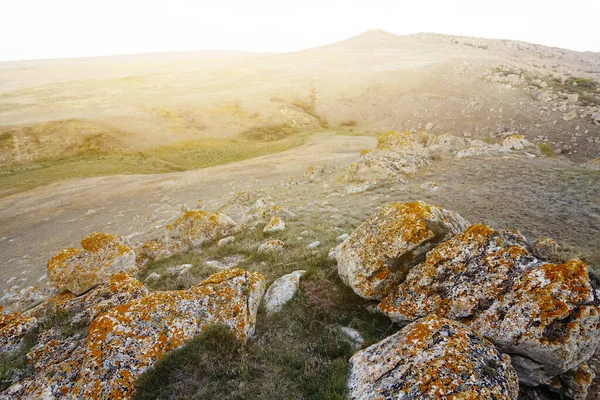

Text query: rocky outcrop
(354, 131), (432, 179)
(263, 270), (306, 315)
(75, 268), (264, 399)
(379, 224), (540, 324)
(546, 363), (595, 400)
(341, 202), (600, 398)
(471, 259), (600, 384)
(336, 201), (469, 300)
(348, 315), (519, 399)
(47, 232), (137, 295)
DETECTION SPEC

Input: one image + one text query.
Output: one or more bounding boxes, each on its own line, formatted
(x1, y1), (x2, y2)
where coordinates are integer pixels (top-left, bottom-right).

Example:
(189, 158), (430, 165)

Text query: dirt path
(0, 133), (375, 291)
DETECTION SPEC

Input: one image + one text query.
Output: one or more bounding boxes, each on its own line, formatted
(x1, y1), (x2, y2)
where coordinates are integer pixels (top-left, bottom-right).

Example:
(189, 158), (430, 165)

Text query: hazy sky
(1, 0), (599, 61)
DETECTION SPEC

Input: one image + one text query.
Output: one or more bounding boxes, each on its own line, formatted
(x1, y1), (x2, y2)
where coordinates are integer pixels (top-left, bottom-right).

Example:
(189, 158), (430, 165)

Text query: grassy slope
(0, 134), (310, 196)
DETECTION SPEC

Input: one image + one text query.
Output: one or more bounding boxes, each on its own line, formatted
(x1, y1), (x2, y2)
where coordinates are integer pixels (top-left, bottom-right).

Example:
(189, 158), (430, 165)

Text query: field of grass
(0, 134), (312, 196)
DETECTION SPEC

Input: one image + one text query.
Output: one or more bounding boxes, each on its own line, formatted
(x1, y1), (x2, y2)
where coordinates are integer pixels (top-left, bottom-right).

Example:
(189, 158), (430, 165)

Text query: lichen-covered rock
(263, 215), (286, 233)
(546, 363), (595, 400)
(47, 232), (137, 295)
(76, 269), (265, 399)
(3, 329), (88, 399)
(355, 131), (432, 179)
(241, 197), (295, 226)
(336, 201), (469, 300)
(379, 224), (540, 324)
(347, 315), (519, 399)
(502, 134), (536, 150)
(166, 209), (237, 249)
(134, 238), (186, 268)
(257, 240), (285, 254)
(61, 272), (149, 324)
(0, 285), (57, 313)
(264, 270), (306, 315)
(471, 259), (600, 384)
(0, 310), (38, 355)
(1, 273), (149, 398)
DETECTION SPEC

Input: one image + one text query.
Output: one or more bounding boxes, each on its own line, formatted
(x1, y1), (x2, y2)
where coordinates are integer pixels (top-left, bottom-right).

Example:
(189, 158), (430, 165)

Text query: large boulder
(347, 315), (519, 399)
(47, 232), (137, 295)
(471, 259), (600, 385)
(75, 269), (265, 399)
(2, 273), (149, 398)
(336, 201), (469, 300)
(379, 224), (540, 324)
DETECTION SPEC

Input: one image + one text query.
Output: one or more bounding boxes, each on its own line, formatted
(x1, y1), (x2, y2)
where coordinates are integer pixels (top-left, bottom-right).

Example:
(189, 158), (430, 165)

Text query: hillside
(1, 30), (600, 399)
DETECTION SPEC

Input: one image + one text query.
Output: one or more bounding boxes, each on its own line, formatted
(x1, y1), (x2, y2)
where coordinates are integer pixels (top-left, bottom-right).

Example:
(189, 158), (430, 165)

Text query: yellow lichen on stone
(75, 268), (265, 399)
(336, 201), (469, 300)
(46, 232), (136, 295)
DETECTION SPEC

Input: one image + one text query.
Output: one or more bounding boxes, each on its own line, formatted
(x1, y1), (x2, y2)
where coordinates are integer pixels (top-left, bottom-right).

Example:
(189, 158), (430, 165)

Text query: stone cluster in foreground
(337, 201), (599, 399)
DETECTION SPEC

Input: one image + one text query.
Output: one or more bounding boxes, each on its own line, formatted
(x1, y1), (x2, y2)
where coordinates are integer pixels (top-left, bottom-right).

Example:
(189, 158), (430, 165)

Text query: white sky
(1, 0), (599, 61)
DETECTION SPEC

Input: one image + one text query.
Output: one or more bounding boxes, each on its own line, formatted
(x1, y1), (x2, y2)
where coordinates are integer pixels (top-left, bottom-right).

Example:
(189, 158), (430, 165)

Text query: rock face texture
(76, 268), (265, 399)
(340, 202), (600, 398)
(336, 201), (469, 300)
(471, 259), (600, 385)
(379, 224), (540, 324)
(1, 269), (264, 399)
(263, 270), (306, 315)
(348, 315), (519, 399)
(47, 232), (137, 295)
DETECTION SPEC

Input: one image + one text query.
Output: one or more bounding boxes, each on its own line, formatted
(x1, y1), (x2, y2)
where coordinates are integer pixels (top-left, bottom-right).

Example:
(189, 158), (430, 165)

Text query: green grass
(241, 124), (297, 141)
(134, 264), (393, 399)
(537, 143), (555, 157)
(133, 207), (393, 399)
(0, 135), (310, 196)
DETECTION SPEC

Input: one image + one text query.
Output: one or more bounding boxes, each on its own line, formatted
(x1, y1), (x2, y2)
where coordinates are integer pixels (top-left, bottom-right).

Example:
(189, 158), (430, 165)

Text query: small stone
(144, 272), (161, 283)
(307, 241), (321, 249)
(336, 233), (349, 243)
(257, 240), (284, 254)
(217, 236), (236, 247)
(263, 270), (306, 315)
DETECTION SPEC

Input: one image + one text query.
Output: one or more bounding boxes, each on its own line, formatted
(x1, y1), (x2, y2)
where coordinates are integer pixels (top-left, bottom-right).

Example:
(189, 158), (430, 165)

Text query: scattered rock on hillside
(347, 315), (519, 399)
(217, 236), (236, 247)
(471, 259), (600, 385)
(336, 201), (469, 300)
(75, 269), (265, 399)
(379, 224), (540, 324)
(307, 241), (321, 249)
(47, 232), (137, 295)
(166, 209), (237, 249)
(339, 326), (364, 350)
(257, 240), (285, 254)
(354, 131), (432, 179)
(263, 270), (306, 315)
(263, 215), (286, 233)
